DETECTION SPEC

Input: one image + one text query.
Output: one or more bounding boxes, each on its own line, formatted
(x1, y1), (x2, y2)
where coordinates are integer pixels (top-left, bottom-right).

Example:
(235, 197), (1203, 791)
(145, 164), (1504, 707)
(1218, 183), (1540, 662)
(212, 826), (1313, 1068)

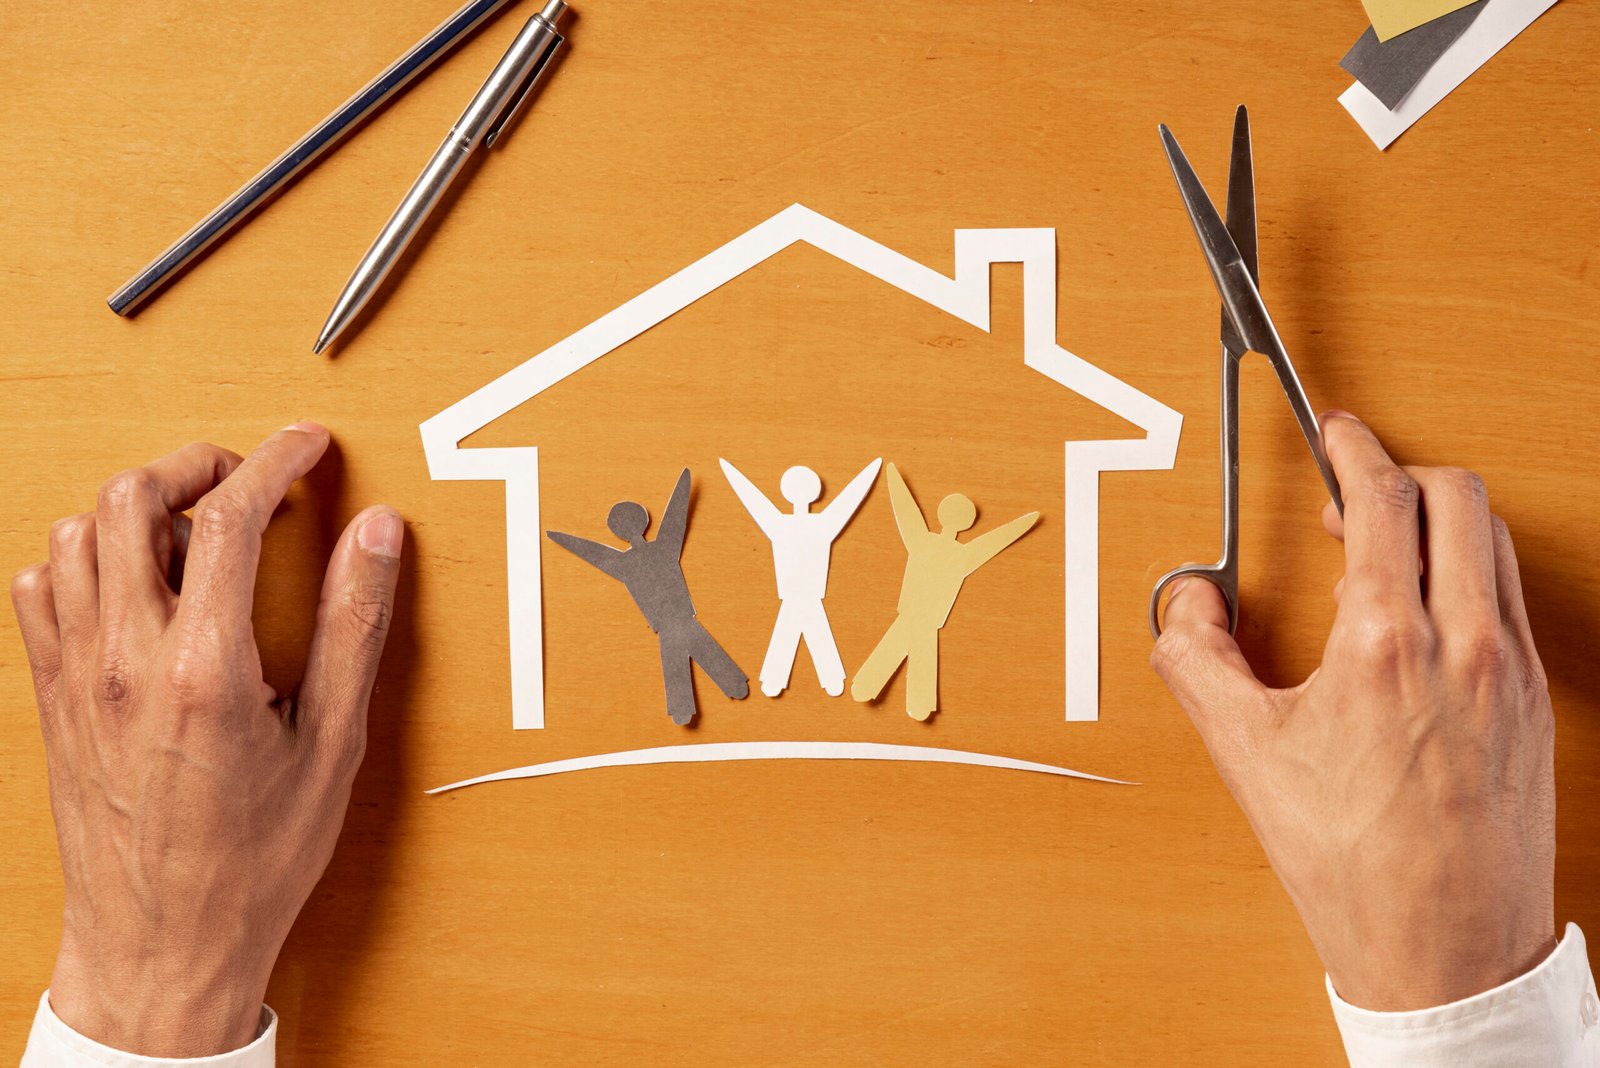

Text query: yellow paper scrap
(1361, 0), (1482, 41)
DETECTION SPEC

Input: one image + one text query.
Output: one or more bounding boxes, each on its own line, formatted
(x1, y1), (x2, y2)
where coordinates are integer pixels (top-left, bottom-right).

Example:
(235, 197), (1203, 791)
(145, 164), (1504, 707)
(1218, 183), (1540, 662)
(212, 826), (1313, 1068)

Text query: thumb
(1150, 576), (1270, 760)
(299, 506), (403, 764)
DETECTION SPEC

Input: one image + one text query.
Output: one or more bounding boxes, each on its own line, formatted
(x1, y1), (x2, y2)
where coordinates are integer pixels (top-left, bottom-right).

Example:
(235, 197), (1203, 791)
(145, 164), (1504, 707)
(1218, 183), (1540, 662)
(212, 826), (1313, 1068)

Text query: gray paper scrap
(1340, 1), (1488, 109)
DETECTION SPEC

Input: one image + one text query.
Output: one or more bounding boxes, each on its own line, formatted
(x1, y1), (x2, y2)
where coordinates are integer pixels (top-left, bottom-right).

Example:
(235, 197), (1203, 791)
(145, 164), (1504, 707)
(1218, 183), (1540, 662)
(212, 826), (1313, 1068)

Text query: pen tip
(313, 336), (329, 356)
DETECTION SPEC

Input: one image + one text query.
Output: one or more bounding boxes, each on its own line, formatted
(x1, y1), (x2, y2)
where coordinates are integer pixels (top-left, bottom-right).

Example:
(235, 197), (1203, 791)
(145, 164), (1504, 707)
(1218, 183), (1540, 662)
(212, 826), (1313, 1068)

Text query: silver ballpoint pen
(314, 0), (568, 354)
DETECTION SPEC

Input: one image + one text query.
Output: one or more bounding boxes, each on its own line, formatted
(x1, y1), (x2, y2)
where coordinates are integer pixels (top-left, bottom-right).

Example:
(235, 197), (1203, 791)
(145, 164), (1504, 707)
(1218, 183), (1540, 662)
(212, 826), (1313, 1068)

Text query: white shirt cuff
(1329, 922), (1600, 1067)
(20, 993), (276, 1068)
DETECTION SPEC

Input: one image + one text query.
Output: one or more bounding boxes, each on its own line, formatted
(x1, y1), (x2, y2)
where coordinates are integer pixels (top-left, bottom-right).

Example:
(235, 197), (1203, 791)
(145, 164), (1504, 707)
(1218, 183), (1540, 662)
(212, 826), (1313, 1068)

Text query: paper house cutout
(420, 204), (1182, 730)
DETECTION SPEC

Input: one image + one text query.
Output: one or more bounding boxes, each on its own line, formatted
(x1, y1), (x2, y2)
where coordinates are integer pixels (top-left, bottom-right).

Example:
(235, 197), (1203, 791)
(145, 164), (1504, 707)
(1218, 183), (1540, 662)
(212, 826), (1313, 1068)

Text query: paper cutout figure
(851, 464), (1038, 721)
(720, 457), (882, 698)
(547, 469), (749, 725)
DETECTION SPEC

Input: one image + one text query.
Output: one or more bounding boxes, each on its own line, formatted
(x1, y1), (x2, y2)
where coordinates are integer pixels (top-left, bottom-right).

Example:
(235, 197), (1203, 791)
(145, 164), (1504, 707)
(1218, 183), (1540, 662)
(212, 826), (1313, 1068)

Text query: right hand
(1150, 410), (1556, 1012)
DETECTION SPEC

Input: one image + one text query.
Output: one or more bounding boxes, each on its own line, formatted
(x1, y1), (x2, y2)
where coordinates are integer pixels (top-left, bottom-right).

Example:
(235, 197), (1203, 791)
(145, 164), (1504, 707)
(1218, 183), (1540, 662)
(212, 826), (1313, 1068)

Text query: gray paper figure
(547, 469), (749, 725)
(720, 457), (882, 698)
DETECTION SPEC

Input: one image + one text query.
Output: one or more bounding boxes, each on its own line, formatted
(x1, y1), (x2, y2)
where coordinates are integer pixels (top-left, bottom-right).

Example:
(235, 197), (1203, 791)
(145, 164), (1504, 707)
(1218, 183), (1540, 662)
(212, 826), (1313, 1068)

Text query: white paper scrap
(425, 740), (1136, 793)
(1339, 0), (1560, 150)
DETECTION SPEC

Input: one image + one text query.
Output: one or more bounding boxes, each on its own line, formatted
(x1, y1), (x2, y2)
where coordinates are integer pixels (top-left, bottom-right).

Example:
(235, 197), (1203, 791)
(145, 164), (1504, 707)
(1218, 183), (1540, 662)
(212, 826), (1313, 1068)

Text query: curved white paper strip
(426, 741), (1135, 794)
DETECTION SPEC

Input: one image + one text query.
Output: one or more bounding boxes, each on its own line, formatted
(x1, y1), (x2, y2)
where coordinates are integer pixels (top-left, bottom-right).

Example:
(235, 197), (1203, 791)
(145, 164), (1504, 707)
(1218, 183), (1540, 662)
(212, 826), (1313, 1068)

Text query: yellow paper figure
(850, 463), (1038, 720)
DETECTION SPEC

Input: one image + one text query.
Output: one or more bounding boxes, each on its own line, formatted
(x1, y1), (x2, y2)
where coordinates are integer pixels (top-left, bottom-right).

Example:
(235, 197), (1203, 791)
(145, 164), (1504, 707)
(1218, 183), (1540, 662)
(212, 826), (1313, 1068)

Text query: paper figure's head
(607, 501), (649, 541)
(936, 493), (977, 533)
(780, 465), (822, 509)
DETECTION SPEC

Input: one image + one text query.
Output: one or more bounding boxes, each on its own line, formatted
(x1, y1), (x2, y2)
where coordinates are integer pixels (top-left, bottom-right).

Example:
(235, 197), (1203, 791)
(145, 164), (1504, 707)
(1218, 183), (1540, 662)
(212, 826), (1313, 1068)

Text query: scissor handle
(1148, 563), (1239, 639)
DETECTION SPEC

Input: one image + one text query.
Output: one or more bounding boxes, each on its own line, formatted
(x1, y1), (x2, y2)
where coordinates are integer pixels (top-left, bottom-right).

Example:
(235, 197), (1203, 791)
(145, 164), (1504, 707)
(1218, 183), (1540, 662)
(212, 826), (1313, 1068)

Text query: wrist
(49, 932), (272, 1057)
(1324, 921), (1559, 1012)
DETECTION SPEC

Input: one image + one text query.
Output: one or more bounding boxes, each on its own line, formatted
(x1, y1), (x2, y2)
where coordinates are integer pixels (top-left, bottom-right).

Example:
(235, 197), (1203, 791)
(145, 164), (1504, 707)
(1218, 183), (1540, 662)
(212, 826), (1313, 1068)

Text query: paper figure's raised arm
(547, 530), (625, 578)
(964, 511), (1040, 570)
(656, 468), (693, 556)
(719, 458), (783, 536)
(820, 457), (883, 539)
(885, 462), (928, 546)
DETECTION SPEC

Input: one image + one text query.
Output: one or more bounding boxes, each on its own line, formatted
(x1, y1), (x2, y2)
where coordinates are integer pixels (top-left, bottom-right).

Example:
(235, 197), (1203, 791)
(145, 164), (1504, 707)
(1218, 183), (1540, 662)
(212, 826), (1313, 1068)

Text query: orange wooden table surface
(2, 2), (1596, 1064)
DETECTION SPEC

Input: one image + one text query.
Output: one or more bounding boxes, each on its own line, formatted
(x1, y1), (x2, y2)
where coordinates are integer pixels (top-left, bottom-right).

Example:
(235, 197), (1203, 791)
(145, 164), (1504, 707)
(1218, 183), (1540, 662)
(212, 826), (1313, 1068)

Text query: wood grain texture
(1, 1), (1595, 1064)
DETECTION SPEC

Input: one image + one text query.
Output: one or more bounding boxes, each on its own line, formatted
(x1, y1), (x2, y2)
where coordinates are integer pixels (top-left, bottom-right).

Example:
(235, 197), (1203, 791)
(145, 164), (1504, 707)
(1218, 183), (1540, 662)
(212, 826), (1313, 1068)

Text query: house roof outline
(420, 203), (1183, 730)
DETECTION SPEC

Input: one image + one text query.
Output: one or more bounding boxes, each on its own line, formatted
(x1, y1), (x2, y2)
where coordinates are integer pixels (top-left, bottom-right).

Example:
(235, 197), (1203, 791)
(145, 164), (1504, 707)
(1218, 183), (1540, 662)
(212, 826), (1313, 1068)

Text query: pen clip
(484, 30), (564, 148)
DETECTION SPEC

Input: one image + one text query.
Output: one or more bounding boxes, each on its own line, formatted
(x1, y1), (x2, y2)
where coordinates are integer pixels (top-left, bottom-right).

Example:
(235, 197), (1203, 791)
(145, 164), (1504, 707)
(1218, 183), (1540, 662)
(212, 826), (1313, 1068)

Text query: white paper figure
(720, 457), (882, 698)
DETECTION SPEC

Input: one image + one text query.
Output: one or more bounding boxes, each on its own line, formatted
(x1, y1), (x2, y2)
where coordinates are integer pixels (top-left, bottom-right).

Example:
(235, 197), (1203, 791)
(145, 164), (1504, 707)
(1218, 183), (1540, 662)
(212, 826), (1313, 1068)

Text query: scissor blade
(1220, 107), (1258, 356)
(1226, 105), (1259, 288)
(1162, 119), (1344, 514)
(1159, 124), (1275, 358)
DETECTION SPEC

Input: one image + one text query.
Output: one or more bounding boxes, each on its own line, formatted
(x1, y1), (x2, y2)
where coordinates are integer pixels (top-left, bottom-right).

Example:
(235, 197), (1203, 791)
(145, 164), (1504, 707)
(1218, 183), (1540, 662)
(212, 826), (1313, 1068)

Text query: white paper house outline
(420, 204), (1182, 730)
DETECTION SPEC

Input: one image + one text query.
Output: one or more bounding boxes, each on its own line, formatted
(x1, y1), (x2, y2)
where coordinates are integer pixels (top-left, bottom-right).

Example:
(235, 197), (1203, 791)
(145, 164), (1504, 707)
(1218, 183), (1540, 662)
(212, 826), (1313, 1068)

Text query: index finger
(178, 423), (331, 640)
(96, 442), (243, 629)
(1320, 412), (1423, 612)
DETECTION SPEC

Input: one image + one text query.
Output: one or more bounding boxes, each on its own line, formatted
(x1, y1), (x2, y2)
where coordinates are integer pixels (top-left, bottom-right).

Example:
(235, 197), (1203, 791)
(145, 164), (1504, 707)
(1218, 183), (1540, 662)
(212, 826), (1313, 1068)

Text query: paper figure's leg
(800, 600), (846, 697)
(686, 620), (750, 700)
(906, 625), (939, 721)
(657, 631), (698, 726)
(759, 600), (803, 698)
(851, 616), (910, 703)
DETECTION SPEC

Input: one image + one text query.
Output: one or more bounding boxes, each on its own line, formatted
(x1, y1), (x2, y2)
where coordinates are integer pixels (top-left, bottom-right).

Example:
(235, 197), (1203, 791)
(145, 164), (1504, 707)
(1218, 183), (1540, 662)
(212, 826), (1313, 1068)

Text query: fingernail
(283, 420), (328, 435)
(1320, 409), (1356, 422)
(359, 511), (404, 559)
(1168, 576), (1192, 598)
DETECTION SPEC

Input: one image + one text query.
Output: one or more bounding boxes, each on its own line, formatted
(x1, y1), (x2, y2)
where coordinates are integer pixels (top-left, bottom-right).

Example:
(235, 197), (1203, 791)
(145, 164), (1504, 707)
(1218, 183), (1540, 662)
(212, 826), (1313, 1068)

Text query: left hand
(9, 424), (403, 1057)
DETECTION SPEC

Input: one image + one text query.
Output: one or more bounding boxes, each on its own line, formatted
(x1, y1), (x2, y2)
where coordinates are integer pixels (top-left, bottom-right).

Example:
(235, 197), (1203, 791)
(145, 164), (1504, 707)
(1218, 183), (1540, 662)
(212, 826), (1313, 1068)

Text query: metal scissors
(1148, 106), (1345, 639)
